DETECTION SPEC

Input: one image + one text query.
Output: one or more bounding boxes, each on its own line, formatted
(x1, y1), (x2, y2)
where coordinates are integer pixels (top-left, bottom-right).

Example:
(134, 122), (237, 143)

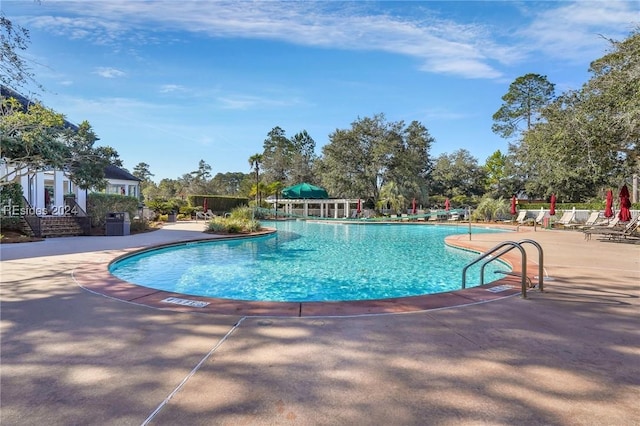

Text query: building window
(128, 185), (137, 197)
(106, 184), (121, 194)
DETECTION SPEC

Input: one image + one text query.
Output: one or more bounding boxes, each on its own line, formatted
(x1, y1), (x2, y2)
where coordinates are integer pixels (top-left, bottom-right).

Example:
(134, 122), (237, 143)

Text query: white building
(0, 161), (140, 216)
(102, 165), (141, 199)
(1, 161), (86, 215)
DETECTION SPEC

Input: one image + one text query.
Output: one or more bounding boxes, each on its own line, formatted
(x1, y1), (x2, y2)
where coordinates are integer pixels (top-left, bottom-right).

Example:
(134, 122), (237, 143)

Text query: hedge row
(188, 195), (249, 214)
(518, 201), (640, 211)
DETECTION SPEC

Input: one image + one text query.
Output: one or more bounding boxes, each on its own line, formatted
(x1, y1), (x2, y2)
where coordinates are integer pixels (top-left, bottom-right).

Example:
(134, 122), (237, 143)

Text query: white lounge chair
(584, 216), (638, 240)
(565, 211), (601, 229)
(582, 216), (619, 237)
(556, 211), (576, 227)
(195, 210), (214, 221)
(515, 210), (527, 224)
(591, 216), (619, 228)
(534, 209), (546, 225)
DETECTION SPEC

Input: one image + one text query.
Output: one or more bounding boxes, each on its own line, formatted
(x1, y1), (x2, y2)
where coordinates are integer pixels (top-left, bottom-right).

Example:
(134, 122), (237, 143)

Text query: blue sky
(4, 1), (639, 182)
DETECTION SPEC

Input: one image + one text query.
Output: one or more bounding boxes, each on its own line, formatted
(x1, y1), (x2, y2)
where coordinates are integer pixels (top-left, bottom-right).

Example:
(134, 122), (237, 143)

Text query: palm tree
(248, 153), (263, 205)
(377, 182), (406, 214)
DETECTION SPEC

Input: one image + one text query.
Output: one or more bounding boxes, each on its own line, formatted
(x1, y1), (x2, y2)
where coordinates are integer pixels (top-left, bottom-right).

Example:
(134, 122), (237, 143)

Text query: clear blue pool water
(110, 220), (510, 302)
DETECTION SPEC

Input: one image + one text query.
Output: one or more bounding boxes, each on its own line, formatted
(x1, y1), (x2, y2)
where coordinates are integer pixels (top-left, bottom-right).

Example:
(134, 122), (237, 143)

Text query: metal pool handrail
(462, 241), (529, 297)
(478, 239), (544, 292)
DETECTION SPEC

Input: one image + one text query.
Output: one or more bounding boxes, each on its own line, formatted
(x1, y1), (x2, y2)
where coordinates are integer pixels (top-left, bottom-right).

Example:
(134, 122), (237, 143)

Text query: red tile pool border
(73, 231), (531, 317)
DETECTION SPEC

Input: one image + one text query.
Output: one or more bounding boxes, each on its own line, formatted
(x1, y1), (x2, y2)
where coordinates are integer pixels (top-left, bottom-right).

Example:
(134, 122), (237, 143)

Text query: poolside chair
(195, 210), (214, 221)
(584, 216), (637, 240)
(556, 211), (576, 227)
(564, 211), (602, 229)
(596, 218), (639, 241)
(534, 209), (546, 225)
(515, 210), (527, 224)
(590, 216), (620, 228)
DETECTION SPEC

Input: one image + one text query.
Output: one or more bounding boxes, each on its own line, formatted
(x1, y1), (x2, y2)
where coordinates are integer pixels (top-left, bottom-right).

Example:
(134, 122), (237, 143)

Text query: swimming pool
(110, 221), (510, 302)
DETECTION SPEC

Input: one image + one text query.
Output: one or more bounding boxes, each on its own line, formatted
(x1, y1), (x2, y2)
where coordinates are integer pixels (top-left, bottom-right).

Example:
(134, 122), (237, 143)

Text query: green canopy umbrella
(281, 183), (329, 199)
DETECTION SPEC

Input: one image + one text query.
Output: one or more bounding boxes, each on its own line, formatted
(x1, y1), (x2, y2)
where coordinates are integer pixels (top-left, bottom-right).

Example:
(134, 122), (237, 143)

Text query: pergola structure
(270, 198), (364, 219)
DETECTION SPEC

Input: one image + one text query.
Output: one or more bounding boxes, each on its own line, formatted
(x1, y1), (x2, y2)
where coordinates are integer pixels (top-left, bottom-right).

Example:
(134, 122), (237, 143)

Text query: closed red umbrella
(411, 198), (416, 214)
(549, 193), (556, 216)
(510, 195), (517, 215)
(618, 184), (632, 222)
(357, 199), (362, 214)
(203, 198), (208, 212)
(604, 189), (614, 218)
(444, 198), (450, 211)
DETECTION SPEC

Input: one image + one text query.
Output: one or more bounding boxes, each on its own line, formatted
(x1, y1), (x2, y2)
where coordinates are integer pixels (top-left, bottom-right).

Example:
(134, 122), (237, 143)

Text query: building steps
(26, 216), (91, 238)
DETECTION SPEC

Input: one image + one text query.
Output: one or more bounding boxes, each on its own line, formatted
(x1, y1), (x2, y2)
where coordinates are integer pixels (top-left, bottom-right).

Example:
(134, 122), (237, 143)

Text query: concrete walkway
(1, 221), (639, 425)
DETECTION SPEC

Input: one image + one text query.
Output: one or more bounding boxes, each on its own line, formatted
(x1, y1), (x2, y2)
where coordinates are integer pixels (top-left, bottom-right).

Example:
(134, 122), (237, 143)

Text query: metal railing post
(462, 238), (546, 297)
(518, 239), (544, 291)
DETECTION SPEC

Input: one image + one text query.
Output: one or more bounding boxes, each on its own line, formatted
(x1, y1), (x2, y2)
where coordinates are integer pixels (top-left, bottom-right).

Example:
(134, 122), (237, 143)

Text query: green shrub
(225, 219), (242, 233)
(205, 216), (261, 234)
(157, 214), (168, 222)
(0, 182), (24, 231)
(179, 205), (195, 216)
(206, 218), (228, 232)
(229, 205), (254, 220)
(87, 193), (139, 228)
(245, 219), (261, 232)
(146, 198), (181, 215)
(130, 218), (150, 233)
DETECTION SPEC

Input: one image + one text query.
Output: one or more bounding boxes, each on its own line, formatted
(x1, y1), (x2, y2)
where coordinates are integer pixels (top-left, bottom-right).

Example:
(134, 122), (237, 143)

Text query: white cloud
(22, 2), (511, 79)
(520, 1), (639, 63)
(94, 67), (125, 78)
(216, 94), (302, 110)
(159, 84), (186, 94)
(20, 1), (639, 81)
(24, 15), (127, 45)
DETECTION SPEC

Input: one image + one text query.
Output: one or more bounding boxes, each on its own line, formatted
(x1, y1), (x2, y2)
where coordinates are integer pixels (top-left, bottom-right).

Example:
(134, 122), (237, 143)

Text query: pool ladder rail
(462, 239), (544, 299)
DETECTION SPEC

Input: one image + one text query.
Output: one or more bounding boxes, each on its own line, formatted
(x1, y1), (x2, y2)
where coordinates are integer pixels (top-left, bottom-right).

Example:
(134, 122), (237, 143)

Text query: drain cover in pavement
(161, 297), (210, 308)
(487, 285), (515, 293)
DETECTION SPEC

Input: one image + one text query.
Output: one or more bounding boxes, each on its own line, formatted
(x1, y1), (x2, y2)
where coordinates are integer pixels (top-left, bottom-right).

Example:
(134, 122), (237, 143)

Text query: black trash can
(105, 212), (131, 236)
(167, 211), (177, 222)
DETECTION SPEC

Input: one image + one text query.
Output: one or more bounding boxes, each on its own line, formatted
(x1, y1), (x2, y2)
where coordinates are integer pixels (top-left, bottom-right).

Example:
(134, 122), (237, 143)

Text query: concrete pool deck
(1, 221), (639, 425)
